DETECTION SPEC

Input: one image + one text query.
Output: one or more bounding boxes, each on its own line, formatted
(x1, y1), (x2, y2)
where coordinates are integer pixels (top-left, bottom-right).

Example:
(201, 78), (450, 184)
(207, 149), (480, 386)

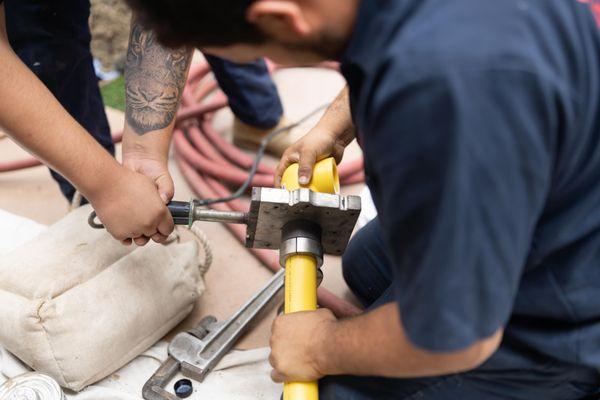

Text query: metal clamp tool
(89, 158), (362, 400)
(142, 269), (285, 400)
(88, 188), (361, 258)
(139, 186), (360, 400)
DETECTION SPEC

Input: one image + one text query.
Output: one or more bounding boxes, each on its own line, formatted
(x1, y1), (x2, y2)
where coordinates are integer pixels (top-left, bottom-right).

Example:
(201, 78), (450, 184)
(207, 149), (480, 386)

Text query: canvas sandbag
(0, 205), (207, 391)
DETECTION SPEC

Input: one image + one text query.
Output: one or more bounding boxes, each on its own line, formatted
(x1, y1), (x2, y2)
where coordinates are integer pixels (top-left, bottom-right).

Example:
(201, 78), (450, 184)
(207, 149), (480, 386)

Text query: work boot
(232, 116), (295, 157)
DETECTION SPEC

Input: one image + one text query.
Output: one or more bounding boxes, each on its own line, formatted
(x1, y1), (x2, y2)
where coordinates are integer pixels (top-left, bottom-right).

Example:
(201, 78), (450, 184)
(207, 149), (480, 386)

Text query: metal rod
(193, 208), (248, 225)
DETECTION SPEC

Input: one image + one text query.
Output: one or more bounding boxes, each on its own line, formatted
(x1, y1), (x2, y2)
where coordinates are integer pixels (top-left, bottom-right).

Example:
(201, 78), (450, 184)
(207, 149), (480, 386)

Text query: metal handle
(88, 200), (248, 230)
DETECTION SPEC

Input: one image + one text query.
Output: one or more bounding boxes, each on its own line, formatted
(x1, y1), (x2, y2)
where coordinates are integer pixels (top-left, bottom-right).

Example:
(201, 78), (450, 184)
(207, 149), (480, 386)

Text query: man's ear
(247, 0), (311, 41)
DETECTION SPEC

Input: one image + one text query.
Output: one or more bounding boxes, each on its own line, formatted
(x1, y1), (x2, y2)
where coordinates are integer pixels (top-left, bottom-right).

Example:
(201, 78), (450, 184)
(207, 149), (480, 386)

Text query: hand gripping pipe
(279, 157), (340, 400)
(0, 61), (364, 319)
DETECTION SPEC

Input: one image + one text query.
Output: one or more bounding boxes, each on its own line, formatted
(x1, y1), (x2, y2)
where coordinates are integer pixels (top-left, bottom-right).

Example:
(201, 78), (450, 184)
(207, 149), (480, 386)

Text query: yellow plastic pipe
(280, 157), (340, 400)
(281, 157), (340, 194)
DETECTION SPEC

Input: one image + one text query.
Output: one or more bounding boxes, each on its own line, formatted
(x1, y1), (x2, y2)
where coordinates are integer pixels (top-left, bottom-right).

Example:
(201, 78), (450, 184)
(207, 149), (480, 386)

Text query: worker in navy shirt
(126, 0), (600, 398)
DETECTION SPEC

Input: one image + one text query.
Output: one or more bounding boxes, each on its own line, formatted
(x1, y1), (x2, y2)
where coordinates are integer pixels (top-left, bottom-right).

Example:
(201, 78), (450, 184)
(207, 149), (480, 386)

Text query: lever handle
(88, 200), (247, 230)
(88, 201), (192, 230)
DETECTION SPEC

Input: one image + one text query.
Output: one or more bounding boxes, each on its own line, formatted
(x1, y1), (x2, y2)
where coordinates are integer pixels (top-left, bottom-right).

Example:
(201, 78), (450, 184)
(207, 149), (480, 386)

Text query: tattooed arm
(122, 17), (192, 203)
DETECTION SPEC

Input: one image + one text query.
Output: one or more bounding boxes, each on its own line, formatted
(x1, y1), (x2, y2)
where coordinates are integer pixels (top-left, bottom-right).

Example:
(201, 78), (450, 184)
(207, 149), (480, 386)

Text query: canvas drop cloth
(0, 208), (280, 399)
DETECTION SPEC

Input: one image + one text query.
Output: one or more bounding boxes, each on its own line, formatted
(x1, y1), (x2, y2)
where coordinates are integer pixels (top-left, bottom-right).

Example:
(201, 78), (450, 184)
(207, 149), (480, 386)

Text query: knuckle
(152, 203), (164, 216)
(142, 220), (155, 231)
(270, 357), (279, 370)
(114, 233), (127, 241)
(272, 317), (281, 330)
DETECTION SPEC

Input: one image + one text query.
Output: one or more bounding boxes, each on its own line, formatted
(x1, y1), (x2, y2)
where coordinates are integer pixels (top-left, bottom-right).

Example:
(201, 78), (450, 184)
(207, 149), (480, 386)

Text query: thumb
(297, 150), (317, 186)
(155, 173), (175, 204)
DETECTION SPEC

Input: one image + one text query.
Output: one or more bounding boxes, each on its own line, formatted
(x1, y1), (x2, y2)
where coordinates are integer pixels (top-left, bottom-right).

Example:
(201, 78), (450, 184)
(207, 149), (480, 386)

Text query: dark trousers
(5, 0), (282, 201)
(320, 219), (600, 400)
(206, 55), (284, 130)
(5, 0), (113, 201)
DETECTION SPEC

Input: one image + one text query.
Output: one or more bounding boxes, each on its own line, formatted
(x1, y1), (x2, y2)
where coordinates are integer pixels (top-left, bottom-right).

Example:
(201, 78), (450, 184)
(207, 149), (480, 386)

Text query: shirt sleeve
(364, 67), (556, 351)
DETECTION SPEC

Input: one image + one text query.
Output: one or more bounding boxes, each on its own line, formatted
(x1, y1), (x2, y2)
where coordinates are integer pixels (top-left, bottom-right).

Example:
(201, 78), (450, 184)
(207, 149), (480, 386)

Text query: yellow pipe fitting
(281, 157), (340, 194)
(279, 157), (339, 400)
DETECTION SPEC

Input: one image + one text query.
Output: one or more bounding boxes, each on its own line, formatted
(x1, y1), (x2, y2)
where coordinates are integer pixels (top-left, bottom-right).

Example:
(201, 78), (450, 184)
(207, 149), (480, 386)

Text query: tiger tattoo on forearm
(125, 21), (191, 135)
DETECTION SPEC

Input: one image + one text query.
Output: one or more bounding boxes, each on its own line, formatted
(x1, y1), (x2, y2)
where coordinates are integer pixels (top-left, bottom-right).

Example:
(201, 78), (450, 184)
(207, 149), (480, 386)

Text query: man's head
(125, 0), (360, 64)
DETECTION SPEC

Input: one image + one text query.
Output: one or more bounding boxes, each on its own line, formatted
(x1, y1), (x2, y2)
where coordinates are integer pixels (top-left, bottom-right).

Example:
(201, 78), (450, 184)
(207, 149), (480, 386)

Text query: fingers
(155, 173), (175, 204)
(120, 207), (172, 247)
(122, 233), (167, 246)
(270, 368), (286, 383)
(275, 149), (299, 188)
(275, 146), (318, 188)
(156, 207), (175, 237)
(133, 236), (150, 246)
(297, 148), (317, 186)
(151, 232), (169, 243)
(269, 350), (286, 383)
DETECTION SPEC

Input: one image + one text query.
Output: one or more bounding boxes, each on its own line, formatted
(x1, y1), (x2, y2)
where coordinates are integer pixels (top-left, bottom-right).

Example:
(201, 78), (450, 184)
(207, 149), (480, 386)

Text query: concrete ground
(0, 67), (363, 349)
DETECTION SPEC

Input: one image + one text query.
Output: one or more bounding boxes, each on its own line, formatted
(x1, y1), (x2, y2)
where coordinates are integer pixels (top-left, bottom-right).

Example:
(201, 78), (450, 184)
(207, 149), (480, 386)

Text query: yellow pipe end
(281, 157), (340, 194)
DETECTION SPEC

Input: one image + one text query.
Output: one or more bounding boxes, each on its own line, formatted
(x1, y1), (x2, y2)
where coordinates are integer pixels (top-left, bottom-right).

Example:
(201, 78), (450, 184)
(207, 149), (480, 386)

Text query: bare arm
(270, 303), (503, 382)
(122, 17), (192, 202)
(318, 303), (502, 377)
(0, 6), (119, 198)
(0, 8), (173, 244)
(274, 86), (356, 186)
(313, 86), (356, 144)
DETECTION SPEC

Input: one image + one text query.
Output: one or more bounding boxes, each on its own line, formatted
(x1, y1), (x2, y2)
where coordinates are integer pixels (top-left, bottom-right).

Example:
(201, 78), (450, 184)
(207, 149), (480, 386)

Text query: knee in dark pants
(342, 220), (380, 301)
(341, 219), (395, 307)
(341, 230), (368, 296)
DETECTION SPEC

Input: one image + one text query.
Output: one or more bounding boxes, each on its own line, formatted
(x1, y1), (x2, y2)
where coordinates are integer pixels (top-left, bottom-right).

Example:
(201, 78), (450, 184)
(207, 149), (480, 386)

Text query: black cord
(193, 103), (329, 206)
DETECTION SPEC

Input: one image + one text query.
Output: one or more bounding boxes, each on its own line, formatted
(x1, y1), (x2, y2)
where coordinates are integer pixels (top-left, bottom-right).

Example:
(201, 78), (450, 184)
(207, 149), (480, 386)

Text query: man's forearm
(316, 303), (503, 378)
(316, 86), (356, 146)
(0, 10), (119, 198)
(123, 17), (192, 150)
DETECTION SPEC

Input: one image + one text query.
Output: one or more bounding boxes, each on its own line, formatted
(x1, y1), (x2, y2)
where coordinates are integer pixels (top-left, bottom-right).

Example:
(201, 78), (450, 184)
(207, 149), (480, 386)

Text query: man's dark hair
(125, 0), (265, 48)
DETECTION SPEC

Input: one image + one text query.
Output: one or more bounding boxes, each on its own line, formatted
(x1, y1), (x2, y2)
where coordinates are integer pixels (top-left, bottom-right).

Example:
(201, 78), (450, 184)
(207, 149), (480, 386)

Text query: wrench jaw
(141, 316), (220, 400)
(169, 324), (223, 383)
(142, 271), (285, 400)
(141, 356), (182, 400)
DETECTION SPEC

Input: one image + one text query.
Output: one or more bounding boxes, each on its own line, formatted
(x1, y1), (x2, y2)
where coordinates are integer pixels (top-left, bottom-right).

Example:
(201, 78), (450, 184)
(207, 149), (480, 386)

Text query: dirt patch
(89, 0), (131, 72)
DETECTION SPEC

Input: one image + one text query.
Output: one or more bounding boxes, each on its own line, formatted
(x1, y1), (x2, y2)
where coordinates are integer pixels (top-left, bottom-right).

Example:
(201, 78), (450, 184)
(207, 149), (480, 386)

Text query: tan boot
(232, 116), (295, 157)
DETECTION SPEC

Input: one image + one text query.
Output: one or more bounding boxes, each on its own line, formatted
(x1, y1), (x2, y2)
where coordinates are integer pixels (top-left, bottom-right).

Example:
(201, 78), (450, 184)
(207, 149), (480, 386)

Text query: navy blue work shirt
(340, 0), (600, 367)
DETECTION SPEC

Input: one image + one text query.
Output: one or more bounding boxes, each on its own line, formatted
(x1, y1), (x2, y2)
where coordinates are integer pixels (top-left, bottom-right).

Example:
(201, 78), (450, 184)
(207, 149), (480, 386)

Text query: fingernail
(299, 176), (309, 185)
(160, 193), (169, 204)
